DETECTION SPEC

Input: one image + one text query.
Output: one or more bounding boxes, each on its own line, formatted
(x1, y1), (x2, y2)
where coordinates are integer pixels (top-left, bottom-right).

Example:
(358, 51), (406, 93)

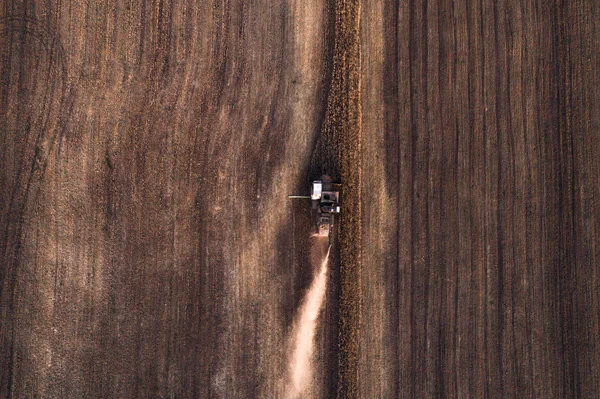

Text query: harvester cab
(289, 175), (341, 241)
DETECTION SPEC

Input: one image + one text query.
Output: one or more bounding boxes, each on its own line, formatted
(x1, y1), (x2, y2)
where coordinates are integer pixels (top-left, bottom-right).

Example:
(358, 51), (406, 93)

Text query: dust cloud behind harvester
(285, 245), (331, 399)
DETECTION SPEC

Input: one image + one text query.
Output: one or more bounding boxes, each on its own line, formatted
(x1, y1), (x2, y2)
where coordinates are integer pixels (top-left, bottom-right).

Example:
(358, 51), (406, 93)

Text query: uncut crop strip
(319, 0), (362, 397)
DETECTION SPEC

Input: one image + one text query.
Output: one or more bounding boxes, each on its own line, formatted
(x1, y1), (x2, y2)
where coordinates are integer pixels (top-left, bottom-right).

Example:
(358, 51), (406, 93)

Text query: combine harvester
(289, 175), (341, 242)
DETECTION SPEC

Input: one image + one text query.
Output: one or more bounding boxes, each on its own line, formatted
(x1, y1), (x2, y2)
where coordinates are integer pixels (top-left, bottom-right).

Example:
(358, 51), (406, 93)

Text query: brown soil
(1, 0), (599, 398)
(360, 1), (600, 398)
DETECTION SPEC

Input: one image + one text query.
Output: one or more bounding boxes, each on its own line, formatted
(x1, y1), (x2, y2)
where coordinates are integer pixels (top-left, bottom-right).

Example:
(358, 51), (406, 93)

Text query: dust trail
(285, 245), (331, 399)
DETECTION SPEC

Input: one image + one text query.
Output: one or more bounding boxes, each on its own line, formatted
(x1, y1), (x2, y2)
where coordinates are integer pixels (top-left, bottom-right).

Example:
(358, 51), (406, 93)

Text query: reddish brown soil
(1, 0), (599, 398)
(360, 1), (600, 398)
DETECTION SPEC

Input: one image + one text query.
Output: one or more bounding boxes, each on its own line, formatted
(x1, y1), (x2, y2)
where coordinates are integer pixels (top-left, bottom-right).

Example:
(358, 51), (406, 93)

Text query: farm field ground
(1, 0), (599, 397)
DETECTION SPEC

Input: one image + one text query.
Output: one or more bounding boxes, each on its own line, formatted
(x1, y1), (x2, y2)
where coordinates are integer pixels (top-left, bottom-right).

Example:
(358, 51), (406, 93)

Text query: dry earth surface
(361, 1), (600, 398)
(1, 0), (599, 398)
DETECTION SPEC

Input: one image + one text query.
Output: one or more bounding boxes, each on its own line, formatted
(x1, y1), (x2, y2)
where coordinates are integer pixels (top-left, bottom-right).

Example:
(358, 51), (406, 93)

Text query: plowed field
(1, 0), (599, 398)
